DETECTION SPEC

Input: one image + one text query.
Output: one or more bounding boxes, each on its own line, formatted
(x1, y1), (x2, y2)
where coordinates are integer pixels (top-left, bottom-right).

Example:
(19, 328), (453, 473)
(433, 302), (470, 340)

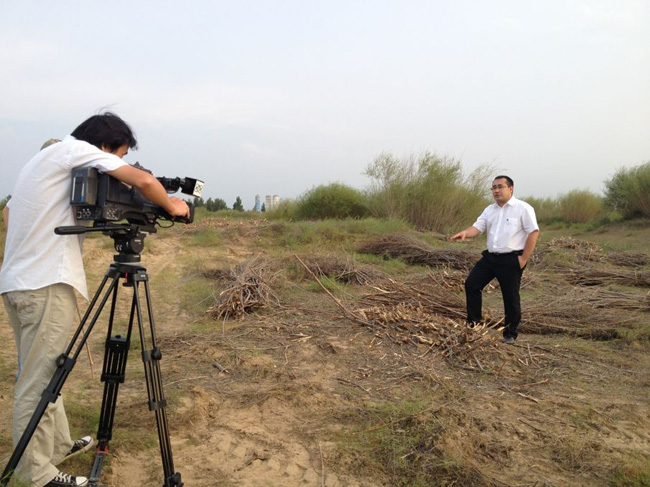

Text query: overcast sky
(1, 0), (648, 209)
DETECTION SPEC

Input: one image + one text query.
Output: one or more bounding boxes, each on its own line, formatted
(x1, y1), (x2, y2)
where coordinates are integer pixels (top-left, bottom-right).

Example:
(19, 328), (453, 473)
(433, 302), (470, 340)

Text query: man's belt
(487, 250), (523, 256)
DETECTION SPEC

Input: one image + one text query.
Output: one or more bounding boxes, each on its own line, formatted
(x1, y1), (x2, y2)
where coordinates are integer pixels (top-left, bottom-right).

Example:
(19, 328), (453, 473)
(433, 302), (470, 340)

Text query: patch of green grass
(611, 456), (650, 487)
(177, 275), (217, 318)
(355, 253), (411, 275)
(188, 228), (222, 247)
(258, 218), (413, 251)
(306, 275), (345, 295)
(338, 393), (486, 487)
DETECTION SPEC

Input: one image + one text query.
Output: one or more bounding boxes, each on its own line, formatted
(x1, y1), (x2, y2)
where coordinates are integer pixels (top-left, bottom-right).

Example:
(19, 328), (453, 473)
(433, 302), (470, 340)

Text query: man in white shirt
(451, 175), (539, 345)
(1, 113), (189, 487)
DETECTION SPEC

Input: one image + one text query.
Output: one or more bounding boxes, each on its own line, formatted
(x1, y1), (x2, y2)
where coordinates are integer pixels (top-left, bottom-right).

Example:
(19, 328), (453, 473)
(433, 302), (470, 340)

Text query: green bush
(266, 200), (299, 221)
(604, 161), (650, 218)
(294, 183), (370, 220)
(522, 196), (558, 223)
(557, 190), (605, 223)
(365, 152), (492, 232)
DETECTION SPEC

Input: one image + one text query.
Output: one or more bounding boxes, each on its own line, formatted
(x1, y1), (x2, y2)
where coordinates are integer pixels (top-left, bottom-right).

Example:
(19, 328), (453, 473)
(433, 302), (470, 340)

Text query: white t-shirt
(472, 196), (539, 253)
(0, 136), (127, 299)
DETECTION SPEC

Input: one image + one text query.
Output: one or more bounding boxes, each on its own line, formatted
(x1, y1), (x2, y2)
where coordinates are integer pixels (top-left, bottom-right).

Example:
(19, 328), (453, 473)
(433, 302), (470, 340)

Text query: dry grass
(300, 254), (383, 284)
(357, 234), (479, 270)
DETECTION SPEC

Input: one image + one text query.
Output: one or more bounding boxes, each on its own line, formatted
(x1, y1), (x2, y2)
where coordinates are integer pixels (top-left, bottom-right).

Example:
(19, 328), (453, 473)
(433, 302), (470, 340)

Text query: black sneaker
(58, 436), (95, 464)
(502, 336), (516, 345)
(45, 471), (88, 487)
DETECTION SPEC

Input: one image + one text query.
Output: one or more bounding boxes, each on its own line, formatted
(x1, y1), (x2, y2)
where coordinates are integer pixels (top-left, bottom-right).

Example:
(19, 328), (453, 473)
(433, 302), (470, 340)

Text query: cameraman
(0, 113), (189, 487)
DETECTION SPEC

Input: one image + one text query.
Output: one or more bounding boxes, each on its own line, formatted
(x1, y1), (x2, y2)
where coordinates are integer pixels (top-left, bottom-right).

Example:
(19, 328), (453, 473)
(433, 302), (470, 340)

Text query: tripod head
(55, 223), (151, 264)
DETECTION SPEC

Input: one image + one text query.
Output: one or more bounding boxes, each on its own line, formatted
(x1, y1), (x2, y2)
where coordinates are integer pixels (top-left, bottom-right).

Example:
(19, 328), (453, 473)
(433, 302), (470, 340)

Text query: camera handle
(1, 230), (182, 487)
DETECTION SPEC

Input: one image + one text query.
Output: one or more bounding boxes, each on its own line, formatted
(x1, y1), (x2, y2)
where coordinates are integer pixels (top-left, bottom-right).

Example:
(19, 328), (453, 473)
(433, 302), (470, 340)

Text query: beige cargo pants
(3, 284), (76, 487)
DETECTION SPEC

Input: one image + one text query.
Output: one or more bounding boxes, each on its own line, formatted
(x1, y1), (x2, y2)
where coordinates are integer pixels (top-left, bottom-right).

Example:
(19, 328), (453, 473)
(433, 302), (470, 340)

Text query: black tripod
(1, 224), (183, 487)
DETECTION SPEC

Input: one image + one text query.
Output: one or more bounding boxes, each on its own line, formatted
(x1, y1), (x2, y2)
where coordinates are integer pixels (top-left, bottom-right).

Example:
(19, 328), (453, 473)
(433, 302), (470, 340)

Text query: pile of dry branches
(605, 251), (650, 268)
(208, 255), (279, 320)
(357, 274), (466, 321)
(561, 267), (650, 287)
(540, 237), (603, 263)
(357, 234), (478, 271)
(345, 273), (513, 366)
(544, 236), (602, 253)
(356, 302), (501, 364)
(521, 286), (632, 339)
(587, 289), (650, 311)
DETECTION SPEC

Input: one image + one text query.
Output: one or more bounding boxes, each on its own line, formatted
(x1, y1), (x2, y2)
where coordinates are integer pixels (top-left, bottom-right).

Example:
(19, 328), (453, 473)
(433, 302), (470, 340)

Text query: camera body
(70, 164), (204, 229)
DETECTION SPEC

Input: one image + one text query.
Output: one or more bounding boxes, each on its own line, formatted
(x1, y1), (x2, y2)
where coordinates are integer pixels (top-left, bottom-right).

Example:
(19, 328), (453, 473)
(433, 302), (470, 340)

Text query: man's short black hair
(71, 112), (138, 152)
(494, 175), (514, 187)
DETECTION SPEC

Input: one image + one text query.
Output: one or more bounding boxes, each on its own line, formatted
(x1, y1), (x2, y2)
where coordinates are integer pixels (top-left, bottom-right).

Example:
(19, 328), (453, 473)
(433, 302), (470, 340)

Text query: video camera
(69, 163), (204, 231)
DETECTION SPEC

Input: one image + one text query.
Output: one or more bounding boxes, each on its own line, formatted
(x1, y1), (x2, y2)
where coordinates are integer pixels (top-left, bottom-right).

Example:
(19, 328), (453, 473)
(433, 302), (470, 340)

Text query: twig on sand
(294, 254), (379, 329)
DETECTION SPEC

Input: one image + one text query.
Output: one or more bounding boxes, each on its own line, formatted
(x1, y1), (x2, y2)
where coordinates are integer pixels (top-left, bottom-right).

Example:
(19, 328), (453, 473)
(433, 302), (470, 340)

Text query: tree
(194, 196), (205, 207)
(0, 194), (11, 210)
(205, 197), (228, 212)
(233, 196), (244, 211)
(213, 198), (227, 211)
(261, 203), (266, 212)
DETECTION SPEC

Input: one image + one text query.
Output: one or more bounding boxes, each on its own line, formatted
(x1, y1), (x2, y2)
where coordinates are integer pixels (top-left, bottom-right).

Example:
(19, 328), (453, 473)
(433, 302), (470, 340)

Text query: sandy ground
(1, 224), (650, 487)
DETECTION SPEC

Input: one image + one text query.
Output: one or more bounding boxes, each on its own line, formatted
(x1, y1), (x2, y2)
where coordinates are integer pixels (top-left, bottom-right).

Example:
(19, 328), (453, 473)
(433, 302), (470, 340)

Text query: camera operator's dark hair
(71, 112), (138, 152)
(494, 175), (514, 187)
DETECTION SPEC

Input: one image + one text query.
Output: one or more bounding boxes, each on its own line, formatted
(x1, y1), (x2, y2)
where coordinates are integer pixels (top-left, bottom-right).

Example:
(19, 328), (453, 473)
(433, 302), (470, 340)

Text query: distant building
(263, 194), (280, 210)
(254, 194), (262, 212)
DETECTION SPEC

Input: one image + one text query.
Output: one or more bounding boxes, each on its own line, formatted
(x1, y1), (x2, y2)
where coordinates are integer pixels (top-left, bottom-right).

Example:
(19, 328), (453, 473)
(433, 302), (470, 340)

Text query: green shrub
(365, 152), (492, 232)
(294, 183), (370, 220)
(266, 200), (299, 220)
(604, 161), (650, 218)
(557, 190), (605, 223)
(522, 196), (558, 223)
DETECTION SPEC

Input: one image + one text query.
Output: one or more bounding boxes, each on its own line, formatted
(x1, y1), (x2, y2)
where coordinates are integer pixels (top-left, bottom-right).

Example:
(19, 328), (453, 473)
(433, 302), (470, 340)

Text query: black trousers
(465, 250), (524, 339)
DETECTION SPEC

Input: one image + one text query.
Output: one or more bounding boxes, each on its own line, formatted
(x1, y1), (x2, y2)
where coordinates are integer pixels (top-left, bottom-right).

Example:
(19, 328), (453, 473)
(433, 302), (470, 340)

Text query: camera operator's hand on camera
(109, 166), (191, 219)
(168, 197), (190, 219)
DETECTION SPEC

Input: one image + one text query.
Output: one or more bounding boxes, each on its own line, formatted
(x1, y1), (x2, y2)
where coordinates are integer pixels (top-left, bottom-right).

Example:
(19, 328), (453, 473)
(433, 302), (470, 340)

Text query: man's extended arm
(450, 226), (481, 241)
(518, 230), (539, 268)
(108, 165), (190, 218)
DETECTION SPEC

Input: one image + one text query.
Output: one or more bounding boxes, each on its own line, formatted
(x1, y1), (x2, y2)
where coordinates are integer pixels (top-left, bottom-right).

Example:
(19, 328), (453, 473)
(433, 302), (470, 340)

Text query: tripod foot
(164, 472), (183, 487)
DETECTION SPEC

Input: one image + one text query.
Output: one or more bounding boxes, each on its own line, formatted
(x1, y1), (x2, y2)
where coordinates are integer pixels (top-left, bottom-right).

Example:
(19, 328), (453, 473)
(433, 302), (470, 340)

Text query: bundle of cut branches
(357, 274), (466, 321)
(208, 255), (279, 320)
(586, 289), (650, 311)
(539, 237), (603, 264)
(605, 251), (650, 268)
(301, 255), (382, 284)
(356, 302), (502, 365)
(545, 237), (601, 253)
(561, 267), (650, 287)
(357, 234), (478, 270)
(520, 287), (629, 339)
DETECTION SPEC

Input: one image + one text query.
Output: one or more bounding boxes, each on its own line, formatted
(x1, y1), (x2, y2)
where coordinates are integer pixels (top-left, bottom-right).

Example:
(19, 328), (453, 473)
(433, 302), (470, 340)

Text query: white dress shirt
(0, 136), (127, 299)
(472, 196), (539, 253)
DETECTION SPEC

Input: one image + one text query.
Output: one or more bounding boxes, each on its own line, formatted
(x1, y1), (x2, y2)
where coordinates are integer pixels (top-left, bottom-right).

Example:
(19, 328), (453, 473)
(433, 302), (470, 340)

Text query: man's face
(491, 178), (513, 206)
(101, 143), (129, 159)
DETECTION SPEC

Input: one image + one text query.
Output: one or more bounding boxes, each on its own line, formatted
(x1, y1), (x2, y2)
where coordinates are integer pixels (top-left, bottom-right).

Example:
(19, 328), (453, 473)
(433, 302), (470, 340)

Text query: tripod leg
(1, 271), (121, 486)
(88, 283), (134, 485)
(133, 270), (183, 487)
